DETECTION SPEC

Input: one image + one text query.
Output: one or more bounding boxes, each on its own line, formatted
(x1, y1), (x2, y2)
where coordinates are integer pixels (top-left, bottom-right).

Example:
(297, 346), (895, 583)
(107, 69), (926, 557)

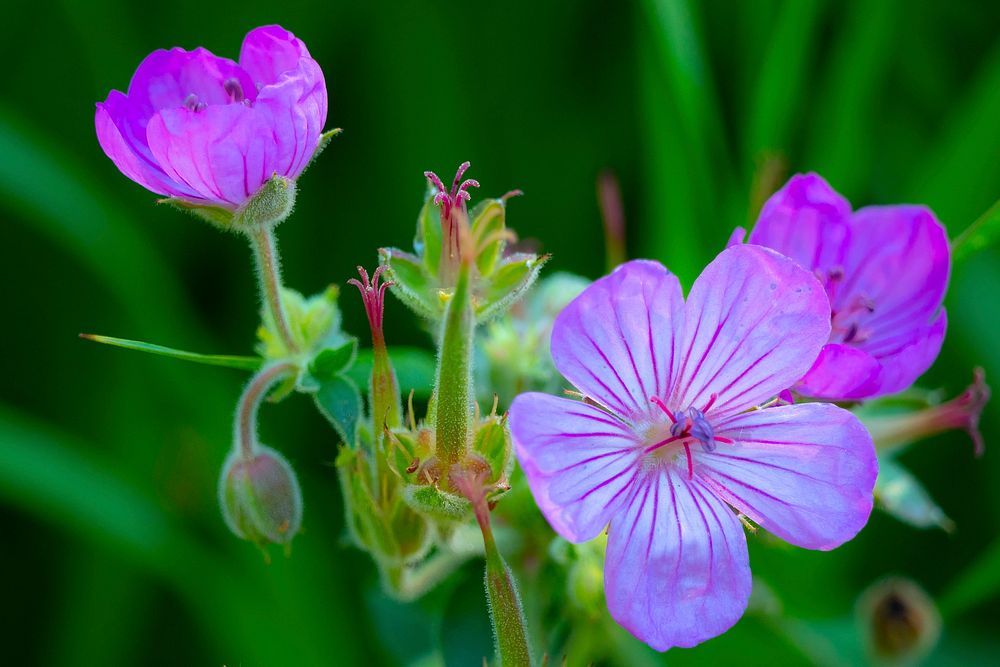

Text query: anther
(223, 78), (245, 103)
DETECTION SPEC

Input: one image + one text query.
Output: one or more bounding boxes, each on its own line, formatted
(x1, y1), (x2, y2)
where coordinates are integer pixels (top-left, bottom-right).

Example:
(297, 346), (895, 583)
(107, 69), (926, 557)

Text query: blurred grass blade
(952, 198), (1000, 264)
(805, 0), (899, 195)
(938, 536), (1000, 619)
(905, 38), (1000, 226)
(80, 334), (261, 370)
(744, 0), (824, 162)
(637, 0), (738, 284)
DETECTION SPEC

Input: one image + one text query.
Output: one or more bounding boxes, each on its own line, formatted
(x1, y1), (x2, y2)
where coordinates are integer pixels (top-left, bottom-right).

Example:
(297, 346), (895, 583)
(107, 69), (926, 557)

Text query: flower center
(643, 394), (733, 478)
(816, 267), (876, 345)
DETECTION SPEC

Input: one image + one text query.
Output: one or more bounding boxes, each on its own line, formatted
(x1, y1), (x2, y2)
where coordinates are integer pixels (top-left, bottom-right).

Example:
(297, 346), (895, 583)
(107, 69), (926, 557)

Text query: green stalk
(248, 226), (300, 356)
(370, 328), (402, 433)
(433, 260), (474, 468)
(470, 482), (533, 666)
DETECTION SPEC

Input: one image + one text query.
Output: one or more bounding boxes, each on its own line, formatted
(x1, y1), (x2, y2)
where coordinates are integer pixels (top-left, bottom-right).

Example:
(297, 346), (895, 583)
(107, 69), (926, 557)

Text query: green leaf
(380, 247), (441, 319)
(80, 334), (261, 371)
(939, 535), (1000, 619)
(474, 253), (550, 322)
(308, 339), (358, 380)
(314, 374), (363, 445)
(415, 192), (443, 276)
(346, 346), (437, 399)
(875, 458), (954, 531)
(952, 198), (1000, 264)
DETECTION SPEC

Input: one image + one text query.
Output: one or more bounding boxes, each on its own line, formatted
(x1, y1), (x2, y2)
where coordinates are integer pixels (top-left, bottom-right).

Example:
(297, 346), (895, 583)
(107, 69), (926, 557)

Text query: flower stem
(460, 473), (533, 667)
(235, 361), (297, 460)
(434, 259), (474, 467)
(249, 226), (300, 355)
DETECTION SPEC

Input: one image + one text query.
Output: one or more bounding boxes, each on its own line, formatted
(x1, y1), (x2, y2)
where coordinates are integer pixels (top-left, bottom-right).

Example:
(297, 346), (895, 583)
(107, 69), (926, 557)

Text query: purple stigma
(348, 265), (392, 335)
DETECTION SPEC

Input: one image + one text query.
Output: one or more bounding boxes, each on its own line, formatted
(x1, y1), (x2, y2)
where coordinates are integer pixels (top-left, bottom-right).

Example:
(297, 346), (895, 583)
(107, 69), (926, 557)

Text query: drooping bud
(219, 445), (303, 546)
(858, 577), (941, 665)
(863, 368), (990, 456)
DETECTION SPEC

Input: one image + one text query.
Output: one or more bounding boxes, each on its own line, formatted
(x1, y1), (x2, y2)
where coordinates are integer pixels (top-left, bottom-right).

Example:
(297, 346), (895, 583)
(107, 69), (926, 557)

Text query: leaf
(875, 458), (954, 532)
(79, 334), (261, 371)
(308, 339), (358, 380)
(314, 374), (363, 445)
(345, 346), (437, 399)
(474, 253), (550, 322)
(380, 247), (441, 319)
(952, 198), (1000, 264)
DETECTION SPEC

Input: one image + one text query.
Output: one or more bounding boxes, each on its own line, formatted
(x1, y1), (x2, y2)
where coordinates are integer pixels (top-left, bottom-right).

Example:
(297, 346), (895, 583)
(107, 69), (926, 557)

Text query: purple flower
(95, 25), (327, 209)
(748, 174), (950, 399)
(508, 246), (877, 651)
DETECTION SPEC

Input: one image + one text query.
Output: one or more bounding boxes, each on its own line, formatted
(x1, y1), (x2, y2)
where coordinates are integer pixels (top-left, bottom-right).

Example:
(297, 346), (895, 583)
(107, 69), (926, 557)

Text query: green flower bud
(219, 446), (303, 546)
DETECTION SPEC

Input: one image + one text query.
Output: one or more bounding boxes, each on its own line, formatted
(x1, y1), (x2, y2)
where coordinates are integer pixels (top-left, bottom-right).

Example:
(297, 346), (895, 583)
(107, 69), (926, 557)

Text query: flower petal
(672, 245), (830, 417)
(797, 343), (883, 400)
(551, 260), (684, 420)
(95, 93), (197, 199)
(604, 469), (751, 651)
(254, 57), (327, 179)
(840, 205), (950, 341)
(748, 173), (852, 271)
(147, 104), (275, 206)
(870, 309), (947, 396)
(702, 403), (877, 550)
(509, 393), (642, 542)
(240, 25), (314, 87)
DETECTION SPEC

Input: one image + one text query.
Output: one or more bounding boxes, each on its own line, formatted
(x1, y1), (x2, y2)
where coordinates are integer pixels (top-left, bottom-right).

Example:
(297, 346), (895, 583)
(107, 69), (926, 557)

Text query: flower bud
(858, 577), (941, 665)
(219, 445), (303, 546)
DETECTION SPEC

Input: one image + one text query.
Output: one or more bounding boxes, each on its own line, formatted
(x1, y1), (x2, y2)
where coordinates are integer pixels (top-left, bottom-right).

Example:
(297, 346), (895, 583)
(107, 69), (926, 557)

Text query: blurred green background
(2, 0), (999, 664)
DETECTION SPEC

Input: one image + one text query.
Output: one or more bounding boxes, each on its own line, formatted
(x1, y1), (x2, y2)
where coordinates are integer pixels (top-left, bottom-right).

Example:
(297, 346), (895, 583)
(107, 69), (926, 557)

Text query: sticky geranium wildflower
(95, 25), (327, 211)
(746, 174), (950, 399)
(509, 246), (878, 651)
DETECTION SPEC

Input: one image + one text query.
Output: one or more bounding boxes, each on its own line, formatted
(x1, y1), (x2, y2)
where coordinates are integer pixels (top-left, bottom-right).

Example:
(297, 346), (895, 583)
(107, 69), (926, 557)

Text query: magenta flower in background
(509, 246), (877, 651)
(747, 174), (950, 400)
(95, 25), (327, 209)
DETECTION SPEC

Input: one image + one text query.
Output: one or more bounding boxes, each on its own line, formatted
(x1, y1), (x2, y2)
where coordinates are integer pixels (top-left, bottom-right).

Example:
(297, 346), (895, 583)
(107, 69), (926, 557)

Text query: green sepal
(379, 247), (441, 319)
(415, 191), (443, 276)
(314, 374), (363, 445)
(473, 414), (514, 483)
(257, 285), (345, 360)
(79, 334), (261, 370)
(469, 197), (508, 276)
(300, 128), (343, 176)
(876, 457), (954, 532)
(474, 253), (550, 322)
(157, 198), (236, 229)
(403, 484), (472, 522)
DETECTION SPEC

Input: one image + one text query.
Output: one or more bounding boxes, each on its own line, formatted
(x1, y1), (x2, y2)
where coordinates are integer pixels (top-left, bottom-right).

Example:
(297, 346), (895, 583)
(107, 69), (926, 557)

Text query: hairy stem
(235, 361), (297, 460)
(434, 260), (474, 467)
(249, 226), (299, 355)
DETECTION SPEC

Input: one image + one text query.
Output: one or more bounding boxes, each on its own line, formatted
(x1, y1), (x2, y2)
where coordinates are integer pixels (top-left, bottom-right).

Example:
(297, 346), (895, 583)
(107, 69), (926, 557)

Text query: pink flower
(748, 174), (950, 399)
(95, 25), (327, 209)
(508, 246), (877, 651)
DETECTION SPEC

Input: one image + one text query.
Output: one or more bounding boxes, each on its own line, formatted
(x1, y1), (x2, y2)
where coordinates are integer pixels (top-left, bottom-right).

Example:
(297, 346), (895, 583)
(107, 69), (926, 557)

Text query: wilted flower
(509, 246), (877, 650)
(95, 25), (327, 213)
(746, 174), (949, 400)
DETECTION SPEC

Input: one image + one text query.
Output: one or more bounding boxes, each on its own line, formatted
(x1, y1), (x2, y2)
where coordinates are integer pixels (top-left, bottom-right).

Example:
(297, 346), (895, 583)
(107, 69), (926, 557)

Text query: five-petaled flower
(746, 174), (950, 400)
(509, 245), (878, 651)
(95, 25), (327, 209)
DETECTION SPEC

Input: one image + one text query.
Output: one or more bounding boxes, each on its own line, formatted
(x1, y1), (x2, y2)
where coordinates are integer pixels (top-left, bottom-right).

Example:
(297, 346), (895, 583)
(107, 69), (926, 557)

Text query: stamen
(644, 434), (685, 454)
(183, 93), (206, 112)
(683, 443), (693, 479)
(223, 77), (244, 103)
(650, 396), (676, 422)
(701, 392), (718, 413)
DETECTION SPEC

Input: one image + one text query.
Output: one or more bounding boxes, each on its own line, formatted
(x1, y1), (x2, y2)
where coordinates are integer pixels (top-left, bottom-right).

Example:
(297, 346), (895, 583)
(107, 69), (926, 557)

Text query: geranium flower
(95, 25), (326, 209)
(509, 246), (877, 651)
(746, 174), (949, 399)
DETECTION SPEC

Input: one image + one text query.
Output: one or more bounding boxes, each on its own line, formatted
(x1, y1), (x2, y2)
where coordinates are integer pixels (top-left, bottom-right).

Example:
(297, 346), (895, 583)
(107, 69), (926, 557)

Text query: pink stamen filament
(650, 396), (676, 423)
(701, 393), (718, 413)
(644, 434), (685, 454)
(683, 443), (693, 479)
